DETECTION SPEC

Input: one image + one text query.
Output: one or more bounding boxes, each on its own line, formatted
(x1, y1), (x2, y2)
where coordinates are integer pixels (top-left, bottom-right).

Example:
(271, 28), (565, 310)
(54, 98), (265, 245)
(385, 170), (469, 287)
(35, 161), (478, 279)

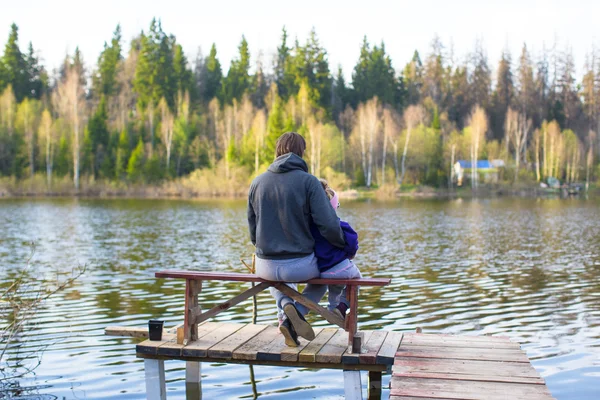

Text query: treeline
(0, 20), (598, 194)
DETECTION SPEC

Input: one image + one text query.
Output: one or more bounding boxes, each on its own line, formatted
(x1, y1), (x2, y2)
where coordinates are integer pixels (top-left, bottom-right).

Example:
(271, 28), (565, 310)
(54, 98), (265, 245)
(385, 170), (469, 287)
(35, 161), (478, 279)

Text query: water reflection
(0, 197), (599, 399)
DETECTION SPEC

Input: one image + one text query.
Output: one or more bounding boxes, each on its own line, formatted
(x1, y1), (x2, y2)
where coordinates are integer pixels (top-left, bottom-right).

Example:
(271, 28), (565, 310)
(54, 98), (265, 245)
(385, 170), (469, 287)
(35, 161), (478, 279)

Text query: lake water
(1, 197), (599, 399)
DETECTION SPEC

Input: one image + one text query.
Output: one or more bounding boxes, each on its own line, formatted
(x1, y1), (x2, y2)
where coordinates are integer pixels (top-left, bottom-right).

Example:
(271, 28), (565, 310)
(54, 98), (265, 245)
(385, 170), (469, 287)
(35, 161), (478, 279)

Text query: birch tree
(54, 67), (86, 190)
(506, 107), (531, 182)
(400, 104), (424, 186)
(467, 106), (487, 189)
(16, 98), (40, 179)
(159, 97), (174, 173)
(251, 109), (266, 174)
(356, 98), (382, 187)
(38, 109), (55, 187)
(382, 106), (401, 184)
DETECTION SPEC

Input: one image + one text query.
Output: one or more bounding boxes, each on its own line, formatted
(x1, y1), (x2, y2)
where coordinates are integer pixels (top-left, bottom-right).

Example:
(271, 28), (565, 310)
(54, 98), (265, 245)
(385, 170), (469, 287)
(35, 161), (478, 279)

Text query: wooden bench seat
(155, 270), (391, 352)
(155, 270), (390, 286)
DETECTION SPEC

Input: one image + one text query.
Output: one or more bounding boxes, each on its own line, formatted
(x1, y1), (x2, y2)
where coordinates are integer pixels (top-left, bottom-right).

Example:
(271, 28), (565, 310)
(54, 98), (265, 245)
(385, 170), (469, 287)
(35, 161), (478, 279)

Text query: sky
(2, 0), (599, 81)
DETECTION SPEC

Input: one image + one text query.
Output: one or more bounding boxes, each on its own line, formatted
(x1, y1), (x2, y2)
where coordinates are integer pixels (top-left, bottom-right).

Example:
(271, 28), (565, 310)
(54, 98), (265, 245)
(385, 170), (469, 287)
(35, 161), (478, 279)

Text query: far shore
(1, 182), (597, 201)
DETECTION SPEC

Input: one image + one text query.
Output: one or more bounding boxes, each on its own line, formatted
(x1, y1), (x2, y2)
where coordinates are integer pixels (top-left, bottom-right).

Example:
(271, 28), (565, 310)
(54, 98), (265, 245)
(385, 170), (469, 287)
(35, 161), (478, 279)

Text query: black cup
(148, 320), (164, 341)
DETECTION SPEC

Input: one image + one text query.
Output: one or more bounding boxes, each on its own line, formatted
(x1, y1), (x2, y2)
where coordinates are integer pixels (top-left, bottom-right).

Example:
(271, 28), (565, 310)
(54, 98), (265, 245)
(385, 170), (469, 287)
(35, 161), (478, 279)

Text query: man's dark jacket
(248, 153), (345, 259)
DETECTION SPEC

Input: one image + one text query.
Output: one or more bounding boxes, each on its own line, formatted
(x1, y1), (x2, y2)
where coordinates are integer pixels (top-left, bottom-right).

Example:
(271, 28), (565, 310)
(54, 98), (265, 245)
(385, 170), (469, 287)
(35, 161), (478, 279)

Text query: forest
(0, 19), (598, 196)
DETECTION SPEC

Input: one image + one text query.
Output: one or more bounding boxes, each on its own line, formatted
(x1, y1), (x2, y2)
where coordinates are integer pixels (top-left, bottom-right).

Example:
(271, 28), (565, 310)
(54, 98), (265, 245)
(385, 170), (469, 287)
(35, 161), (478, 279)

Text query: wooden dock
(391, 332), (555, 400)
(116, 322), (555, 400)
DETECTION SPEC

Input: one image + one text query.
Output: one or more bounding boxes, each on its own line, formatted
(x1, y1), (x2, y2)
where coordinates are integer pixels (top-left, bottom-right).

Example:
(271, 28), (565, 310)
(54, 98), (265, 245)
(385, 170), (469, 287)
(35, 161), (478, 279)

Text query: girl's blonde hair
(319, 178), (335, 200)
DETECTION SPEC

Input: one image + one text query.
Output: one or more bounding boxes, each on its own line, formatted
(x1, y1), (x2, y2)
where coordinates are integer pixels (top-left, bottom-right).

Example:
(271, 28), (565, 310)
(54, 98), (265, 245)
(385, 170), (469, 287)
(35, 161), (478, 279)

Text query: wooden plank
(275, 283), (345, 328)
(316, 329), (350, 363)
(105, 326), (148, 338)
(298, 328), (339, 362)
(392, 371), (545, 385)
(155, 270), (391, 286)
(342, 330), (374, 364)
(233, 326), (281, 361)
(256, 327), (324, 362)
(207, 323), (267, 359)
(393, 357), (541, 378)
(405, 332), (512, 342)
(359, 331), (388, 364)
(157, 322), (222, 357)
(396, 346), (530, 363)
(136, 333), (176, 356)
(401, 333), (520, 349)
(194, 282), (271, 325)
(182, 322), (245, 357)
(390, 377), (554, 400)
(376, 331), (403, 365)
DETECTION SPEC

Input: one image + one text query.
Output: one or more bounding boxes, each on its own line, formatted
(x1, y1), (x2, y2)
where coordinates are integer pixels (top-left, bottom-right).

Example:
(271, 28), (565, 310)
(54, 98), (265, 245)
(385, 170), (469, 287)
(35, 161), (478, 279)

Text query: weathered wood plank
(359, 331), (388, 365)
(157, 322), (222, 357)
(156, 270), (391, 286)
(393, 357), (542, 378)
(396, 345), (530, 363)
(390, 377), (554, 400)
(376, 331), (403, 365)
(274, 283), (345, 328)
(182, 322), (245, 357)
(316, 329), (350, 363)
(401, 333), (520, 349)
(298, 328), (339, 363)
(136, 334), (176, 356)
(255, 327), (325, 362)
(105, 326), (149, 338)
(393, 371), (545, 385)
(233, 326), (281, 361)
(342, 330), (374, 364)
(194, 282), (271, 325)
(207, 323), (267, 359)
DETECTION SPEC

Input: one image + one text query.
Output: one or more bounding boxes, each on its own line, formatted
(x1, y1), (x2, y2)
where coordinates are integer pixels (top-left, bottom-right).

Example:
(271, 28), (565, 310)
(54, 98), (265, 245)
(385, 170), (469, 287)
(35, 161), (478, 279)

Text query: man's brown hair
(275, 132), (306, 158)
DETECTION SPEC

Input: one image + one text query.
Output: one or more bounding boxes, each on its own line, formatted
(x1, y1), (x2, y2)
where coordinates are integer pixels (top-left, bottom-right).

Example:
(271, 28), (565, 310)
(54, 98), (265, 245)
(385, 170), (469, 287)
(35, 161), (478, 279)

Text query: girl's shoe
(283, 303), (315, 341)
(279, 318), (300, 347)
(333, 303), (349, 320)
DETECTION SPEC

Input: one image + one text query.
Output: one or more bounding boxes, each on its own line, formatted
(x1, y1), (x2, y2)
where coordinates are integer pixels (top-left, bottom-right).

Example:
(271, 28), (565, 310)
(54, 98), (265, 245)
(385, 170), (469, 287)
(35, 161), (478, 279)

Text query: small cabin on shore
(454, 160), (505, 186)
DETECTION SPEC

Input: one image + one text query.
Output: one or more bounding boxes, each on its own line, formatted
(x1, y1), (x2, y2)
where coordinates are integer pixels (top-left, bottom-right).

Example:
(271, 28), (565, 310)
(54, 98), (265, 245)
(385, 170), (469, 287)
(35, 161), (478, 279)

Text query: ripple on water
(1, 197), (600, 399)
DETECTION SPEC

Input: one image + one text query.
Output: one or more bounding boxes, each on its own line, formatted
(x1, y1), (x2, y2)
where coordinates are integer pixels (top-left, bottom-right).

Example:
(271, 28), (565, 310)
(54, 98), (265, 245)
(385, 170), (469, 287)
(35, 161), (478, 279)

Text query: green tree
(1, 24), (28, 101)
(265, 96), (285, 161)
(94, 24), (122, 97)
(221, 36), (251, 104)
(127, 138), (145, 181)
(490, 50), (514, 140)
(198, 43), (222, 103)
(115, 129), (130, 180)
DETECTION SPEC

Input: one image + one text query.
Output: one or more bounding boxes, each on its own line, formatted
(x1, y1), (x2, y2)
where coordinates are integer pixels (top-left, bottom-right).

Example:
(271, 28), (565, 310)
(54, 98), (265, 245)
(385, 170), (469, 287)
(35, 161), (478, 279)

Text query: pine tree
(404, 50), (423, 105)
(94, 24), (122, 97)
(198, 43), (222, 103)
(221, 36), (251, 104)
(1, 24), (28, 101)
(265, 96), (285, 161)
(490, 50), (514, 140)
(127, 138), (145, 181)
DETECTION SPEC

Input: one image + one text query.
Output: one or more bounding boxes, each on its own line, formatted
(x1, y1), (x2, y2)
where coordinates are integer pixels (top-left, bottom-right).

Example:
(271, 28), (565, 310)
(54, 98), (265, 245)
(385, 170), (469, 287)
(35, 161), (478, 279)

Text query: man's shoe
(333, 303), (348, 320)
(283, 303), (315, 341)
(279, 318), (300, 347)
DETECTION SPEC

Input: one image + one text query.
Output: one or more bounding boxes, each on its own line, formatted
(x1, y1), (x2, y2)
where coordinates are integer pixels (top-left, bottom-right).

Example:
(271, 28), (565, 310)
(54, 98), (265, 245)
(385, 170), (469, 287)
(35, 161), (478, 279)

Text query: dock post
(343, 370), (363, 400)
(144, 359), (166, 400)
(367, 371), (382, 400)
(186, 361), (201, 383)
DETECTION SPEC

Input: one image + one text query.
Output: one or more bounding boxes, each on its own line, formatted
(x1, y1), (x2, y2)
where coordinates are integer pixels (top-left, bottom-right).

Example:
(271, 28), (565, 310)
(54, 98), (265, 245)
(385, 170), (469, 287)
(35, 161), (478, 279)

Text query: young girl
(294, 179), (362, 320)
